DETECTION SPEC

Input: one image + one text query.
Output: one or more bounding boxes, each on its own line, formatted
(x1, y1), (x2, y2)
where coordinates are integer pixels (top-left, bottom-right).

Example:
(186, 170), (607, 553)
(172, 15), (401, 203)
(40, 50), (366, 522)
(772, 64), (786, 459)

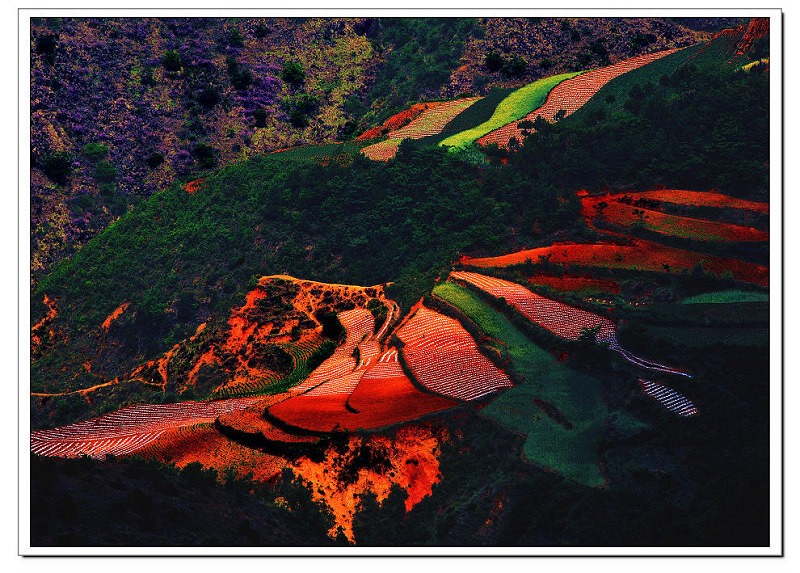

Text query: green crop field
(680, 289), (770, 304)
(433, 282), (608, 487)
(413, 88), (515, 147)
(438, 72), (581, 150)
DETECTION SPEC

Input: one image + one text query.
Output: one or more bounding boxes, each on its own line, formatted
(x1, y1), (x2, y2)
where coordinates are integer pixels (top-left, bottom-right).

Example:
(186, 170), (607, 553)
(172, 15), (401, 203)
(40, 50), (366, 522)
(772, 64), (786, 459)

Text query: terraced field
(476, 49), (678, 149)
(439, 72), (581, 150)
(451, 271), (618, 344)
(680, 289), (769, 304)
(432, 281), (608, 487)
(461, 240), (769, 286)
(361, 97), (482, 161)
(526, 274), (621, 295)
(581, 193), (769, 242)
(639, 379), (698, 417)
(266, 307), (460, 433)
(30, 397), (264, 458)
(450, 271), (690, 377)
(601, 189), (769, 213)
(396, 306), (514, 401)
(357, 102), (447, 141)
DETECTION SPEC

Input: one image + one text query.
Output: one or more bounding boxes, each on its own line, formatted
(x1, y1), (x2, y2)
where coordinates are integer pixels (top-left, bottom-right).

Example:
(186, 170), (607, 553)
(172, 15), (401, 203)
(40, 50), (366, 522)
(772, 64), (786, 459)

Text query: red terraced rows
(292, 308), (376, 394)
(639, 379), (698, 417)
(477, 49), (678, 149)
(451, 271), (691, 377)
(451, 271), (618, 344)
(30, 396), (265, 458)
(396, 306), (513, 401)
(356, 102), (447, 141)
(580, 195), (769, 242)
(268, 349), (457, 432)
(460, 240), (769, 287)
(361, 97), (481, 161)
(599, 189), (769, 214)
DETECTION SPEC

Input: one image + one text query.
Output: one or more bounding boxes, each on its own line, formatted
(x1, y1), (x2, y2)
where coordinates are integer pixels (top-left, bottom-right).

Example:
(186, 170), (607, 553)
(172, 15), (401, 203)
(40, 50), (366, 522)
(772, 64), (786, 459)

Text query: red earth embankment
(581, 193), (769, 242)
(460, 240), (768, 286)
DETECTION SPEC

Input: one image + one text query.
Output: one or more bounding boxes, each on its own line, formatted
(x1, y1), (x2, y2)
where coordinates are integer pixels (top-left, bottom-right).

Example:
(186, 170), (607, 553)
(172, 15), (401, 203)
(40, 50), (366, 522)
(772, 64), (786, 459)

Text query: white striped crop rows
(397, 306), (513, 401)
(451, 271), (690, 378)
(31, 396), (264, 458)
(639, 379), (698, 416)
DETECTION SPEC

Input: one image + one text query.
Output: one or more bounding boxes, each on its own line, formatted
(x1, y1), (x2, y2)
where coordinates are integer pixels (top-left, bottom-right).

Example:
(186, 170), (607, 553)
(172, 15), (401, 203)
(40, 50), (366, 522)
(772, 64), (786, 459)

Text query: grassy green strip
(680, 289), (769, 304)
(269, 141), (368, 162)
(439, 71), (581, 149)
(433, 282), (607, 487)
(413, 88), (516, 147)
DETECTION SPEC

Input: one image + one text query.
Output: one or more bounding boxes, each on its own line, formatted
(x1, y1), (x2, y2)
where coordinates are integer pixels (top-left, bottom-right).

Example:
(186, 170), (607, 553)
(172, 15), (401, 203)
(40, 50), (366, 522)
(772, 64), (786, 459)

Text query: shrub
(146, 152), (165, 169)
(41, 151), (72, 185)
(193, 142), (217, 170)
(226, 56), (252, 91)
(94, 160), (117, 183)
(34, 34), (58, 65)
(195, 86), (220, 108)
(171, 149), (194, 176)
(252, 107), (268, 128)
(162, 50), (182, 72)
(281, 61), (305, 87)
(283, 93), (319, 128)
(82, 142), (109, 161)
(228, 28), (245, 48)
(484, 51), (504, 72)
(502, 55), (527, 78)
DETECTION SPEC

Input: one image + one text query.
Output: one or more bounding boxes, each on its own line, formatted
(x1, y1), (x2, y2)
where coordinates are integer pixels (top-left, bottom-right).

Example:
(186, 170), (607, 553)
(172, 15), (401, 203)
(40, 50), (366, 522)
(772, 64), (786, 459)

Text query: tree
(502, 55), (527, 78)
(281, 61), (305, 87)
(41, 151), (72, 185)
(162, 50), (182, 72)
(484, 51), (504, 72)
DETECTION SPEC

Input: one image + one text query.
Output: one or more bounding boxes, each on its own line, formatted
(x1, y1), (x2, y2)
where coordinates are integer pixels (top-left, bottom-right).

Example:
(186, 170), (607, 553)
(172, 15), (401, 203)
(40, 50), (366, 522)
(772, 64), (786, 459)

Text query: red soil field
(581, 194), (769, 242)
(736, 18), (770, 57)
(356, 102), (446, 141)
(476, 49), (677, 149)
(31, 294), (58, 357)
(217, 399), (323, 444)
(185, 178), (203, 194)
(361, 97), (481, 161)
(30, 396), (265, 458)
(137, 423), (289, 483)
(590, 189), (769, 214)
(450, 271), (618, 344)
(461, 240), (769, 286)
(527, 274), (621, 294)
(268, 349), (458, 433)
(396, 306), (513, 401)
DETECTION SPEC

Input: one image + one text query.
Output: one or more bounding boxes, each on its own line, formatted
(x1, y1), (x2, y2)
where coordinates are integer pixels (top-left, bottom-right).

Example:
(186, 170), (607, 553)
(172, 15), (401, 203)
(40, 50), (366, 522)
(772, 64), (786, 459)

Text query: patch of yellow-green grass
(438, 71), (581, 150)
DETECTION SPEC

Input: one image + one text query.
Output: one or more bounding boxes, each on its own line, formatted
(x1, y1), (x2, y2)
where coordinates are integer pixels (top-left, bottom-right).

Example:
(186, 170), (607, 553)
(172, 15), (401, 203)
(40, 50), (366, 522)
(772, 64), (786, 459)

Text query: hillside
(31, 17), (720, 282)
(28, 17), (773, 550)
